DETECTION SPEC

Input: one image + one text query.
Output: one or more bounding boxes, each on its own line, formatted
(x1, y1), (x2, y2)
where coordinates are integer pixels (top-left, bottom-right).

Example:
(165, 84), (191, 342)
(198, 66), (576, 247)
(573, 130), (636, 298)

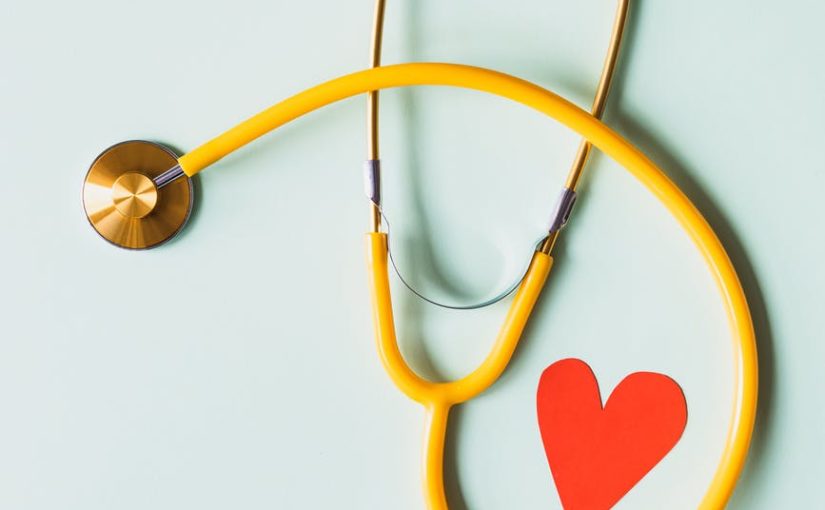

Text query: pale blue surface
(0, 0), (822, 508)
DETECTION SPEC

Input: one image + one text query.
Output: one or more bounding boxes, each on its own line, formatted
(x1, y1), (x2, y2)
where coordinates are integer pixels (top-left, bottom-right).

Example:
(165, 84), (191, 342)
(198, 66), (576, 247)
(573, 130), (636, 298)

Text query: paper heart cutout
(537, 358), (687, 510)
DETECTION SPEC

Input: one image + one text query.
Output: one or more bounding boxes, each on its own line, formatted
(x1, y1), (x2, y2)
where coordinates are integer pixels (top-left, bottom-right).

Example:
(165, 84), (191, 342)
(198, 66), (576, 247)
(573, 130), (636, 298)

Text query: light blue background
(0, 0), (822, 508)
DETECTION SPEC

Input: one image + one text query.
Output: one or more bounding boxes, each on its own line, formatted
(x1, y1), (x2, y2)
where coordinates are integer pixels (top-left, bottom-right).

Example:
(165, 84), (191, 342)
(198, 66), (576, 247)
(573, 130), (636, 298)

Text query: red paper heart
(536, 358), (687, 510)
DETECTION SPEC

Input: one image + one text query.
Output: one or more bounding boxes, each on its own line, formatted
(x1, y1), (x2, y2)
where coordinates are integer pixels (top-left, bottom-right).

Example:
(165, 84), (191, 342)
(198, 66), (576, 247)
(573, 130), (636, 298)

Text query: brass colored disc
(82, 140), (192, 249)
(112, 173), (158, 218)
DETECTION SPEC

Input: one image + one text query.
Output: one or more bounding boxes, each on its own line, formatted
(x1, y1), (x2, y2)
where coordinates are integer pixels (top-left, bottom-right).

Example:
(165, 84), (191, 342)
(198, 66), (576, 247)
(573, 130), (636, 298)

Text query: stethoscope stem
(153, 164), (186, 190)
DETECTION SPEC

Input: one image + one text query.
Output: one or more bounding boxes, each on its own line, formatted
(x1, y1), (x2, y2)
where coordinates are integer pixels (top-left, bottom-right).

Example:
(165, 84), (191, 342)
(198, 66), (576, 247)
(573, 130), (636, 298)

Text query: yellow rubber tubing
(177, 63), (757, 509)
(368, 234), (553, 509)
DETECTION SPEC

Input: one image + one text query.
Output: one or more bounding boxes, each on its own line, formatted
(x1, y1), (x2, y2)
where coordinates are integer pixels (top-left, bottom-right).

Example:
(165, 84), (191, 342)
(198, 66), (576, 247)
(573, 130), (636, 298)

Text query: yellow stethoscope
(81, 1), (758, 508)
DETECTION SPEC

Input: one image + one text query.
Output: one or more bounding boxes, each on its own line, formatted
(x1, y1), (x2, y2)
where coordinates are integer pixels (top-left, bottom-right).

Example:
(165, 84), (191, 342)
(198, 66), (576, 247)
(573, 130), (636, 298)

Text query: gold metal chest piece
(82, 140), (193, 249)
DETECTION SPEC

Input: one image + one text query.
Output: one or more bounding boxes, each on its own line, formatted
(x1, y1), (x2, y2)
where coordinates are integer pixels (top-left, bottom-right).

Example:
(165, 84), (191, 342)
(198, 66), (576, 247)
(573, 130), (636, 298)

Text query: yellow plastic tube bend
(366, 233), (553, 406)
(366, 233), (553, 509)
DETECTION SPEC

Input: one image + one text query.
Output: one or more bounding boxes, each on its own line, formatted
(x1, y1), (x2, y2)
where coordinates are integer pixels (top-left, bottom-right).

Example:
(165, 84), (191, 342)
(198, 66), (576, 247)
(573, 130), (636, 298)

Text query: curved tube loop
(176, 62), (757, 509)
(367, 234), (553, 406)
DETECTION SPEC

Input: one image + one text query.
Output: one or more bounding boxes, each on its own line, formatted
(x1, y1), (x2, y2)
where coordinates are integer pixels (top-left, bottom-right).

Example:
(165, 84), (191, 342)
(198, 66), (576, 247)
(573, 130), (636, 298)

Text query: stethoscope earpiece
(82, 140), (193, 250)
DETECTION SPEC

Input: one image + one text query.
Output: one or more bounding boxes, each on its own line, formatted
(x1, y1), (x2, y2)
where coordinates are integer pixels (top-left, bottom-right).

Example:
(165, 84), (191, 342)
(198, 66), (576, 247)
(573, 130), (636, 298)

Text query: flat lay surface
(0, 0), (822, 508)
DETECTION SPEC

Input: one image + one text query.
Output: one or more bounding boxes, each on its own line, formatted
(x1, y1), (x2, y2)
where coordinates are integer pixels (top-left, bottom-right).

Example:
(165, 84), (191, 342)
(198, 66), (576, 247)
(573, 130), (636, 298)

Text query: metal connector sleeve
(363, 159), (381, 205)
(153, 164), (185, 190)
(547, 187), (577, 233)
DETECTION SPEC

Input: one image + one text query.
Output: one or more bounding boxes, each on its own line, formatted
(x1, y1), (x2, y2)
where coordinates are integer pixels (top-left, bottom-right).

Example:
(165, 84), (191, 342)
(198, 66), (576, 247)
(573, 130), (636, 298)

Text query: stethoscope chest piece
(82, 140), (192, 249)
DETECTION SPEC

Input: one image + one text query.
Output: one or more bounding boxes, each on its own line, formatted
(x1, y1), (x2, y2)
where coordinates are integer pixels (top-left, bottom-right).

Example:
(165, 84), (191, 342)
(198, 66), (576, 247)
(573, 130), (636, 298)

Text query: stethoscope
(81, 1), (758, 508)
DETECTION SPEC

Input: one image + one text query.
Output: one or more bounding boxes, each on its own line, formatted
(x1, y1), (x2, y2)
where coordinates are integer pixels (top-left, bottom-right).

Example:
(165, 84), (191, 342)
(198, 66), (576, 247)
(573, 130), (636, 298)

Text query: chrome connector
(153, 164), (185, 190)
(363, 159), (381, 206)
(547, 187), (577, 233)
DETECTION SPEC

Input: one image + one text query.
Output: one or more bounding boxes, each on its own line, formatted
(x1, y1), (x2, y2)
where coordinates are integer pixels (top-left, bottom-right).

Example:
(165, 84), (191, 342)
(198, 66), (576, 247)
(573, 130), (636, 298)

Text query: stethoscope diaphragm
(82, 140), (193, 250)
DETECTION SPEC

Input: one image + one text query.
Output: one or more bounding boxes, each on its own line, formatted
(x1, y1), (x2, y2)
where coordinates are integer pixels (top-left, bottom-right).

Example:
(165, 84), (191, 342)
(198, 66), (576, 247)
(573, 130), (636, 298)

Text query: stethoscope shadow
(600, 25), (774, 510)
(594, 5), (776, 502)
(597, 113), (777, 504)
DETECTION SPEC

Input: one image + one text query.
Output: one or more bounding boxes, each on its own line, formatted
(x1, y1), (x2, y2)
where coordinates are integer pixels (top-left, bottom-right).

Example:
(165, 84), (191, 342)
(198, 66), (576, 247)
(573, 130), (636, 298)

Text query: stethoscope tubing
(176, 62), (757, 509)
